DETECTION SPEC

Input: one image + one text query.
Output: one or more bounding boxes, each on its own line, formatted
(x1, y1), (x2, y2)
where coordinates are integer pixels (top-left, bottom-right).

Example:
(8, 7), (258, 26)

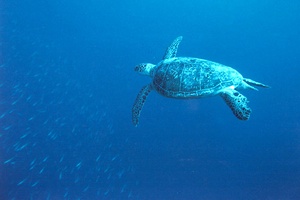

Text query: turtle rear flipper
(220, 88), (251, 120)
(132, 84), (153, 126)
(243, 78), (270, 88)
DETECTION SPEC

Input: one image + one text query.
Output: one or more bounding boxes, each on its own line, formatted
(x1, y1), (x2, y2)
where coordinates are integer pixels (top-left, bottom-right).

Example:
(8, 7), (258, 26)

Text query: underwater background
(1, 0), (300, 199)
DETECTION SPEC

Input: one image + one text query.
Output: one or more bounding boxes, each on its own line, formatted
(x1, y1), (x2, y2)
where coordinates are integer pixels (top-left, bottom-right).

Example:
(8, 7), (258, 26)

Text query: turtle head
(134, 63), (156, 77)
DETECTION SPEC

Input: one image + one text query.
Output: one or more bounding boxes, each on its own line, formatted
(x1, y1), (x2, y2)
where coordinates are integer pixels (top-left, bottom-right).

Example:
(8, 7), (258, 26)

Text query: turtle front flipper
(132, 84), (153, 126)
(220, 88), (251, 120)
(163, 36), (183, 60)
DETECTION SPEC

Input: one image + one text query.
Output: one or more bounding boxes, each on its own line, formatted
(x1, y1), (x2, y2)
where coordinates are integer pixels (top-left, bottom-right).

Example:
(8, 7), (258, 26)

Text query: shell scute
(153, 58), (237, 98)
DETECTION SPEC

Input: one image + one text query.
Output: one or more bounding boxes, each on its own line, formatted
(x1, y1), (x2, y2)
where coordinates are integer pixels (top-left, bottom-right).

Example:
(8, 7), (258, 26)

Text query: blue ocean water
(1, 0), (300, 199)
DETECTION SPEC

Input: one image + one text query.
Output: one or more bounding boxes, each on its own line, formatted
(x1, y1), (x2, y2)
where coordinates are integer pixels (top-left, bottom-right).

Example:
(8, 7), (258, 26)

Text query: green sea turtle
(132, 36), (269, 126)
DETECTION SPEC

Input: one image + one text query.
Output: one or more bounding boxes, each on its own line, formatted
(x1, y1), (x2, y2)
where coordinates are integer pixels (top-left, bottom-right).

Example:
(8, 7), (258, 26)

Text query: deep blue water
(1, 0), (300, 199)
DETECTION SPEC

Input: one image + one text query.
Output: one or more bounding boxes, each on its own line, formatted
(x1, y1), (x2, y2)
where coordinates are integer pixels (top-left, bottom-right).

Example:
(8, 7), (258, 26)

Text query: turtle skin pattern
(220, 90), (251, 120)
(132, 84), (152, 126)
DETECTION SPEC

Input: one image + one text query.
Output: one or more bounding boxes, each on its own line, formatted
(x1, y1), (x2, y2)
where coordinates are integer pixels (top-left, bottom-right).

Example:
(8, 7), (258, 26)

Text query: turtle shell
(152, 57), (243, 98)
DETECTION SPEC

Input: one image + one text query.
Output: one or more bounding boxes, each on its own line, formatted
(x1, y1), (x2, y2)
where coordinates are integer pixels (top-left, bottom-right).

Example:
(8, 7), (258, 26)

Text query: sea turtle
(132, 36), (269, 126)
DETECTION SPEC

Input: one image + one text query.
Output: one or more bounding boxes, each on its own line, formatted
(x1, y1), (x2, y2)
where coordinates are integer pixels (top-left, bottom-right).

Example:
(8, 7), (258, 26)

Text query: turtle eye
(134, 64), (146, 72)
(134, 66), (142, 72)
